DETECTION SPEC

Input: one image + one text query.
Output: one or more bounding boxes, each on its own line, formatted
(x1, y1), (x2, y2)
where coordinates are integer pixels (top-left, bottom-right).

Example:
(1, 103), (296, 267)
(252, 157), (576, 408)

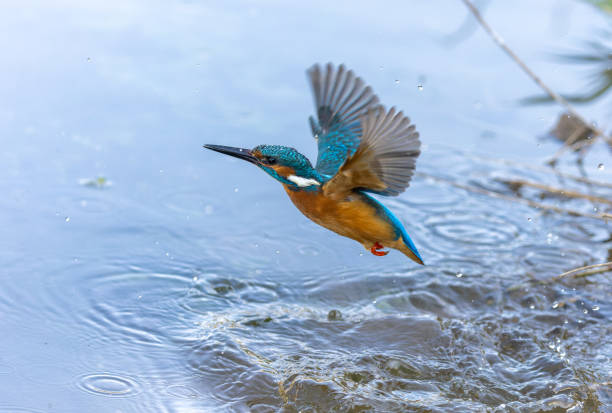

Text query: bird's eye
(263, 156), (277, 165)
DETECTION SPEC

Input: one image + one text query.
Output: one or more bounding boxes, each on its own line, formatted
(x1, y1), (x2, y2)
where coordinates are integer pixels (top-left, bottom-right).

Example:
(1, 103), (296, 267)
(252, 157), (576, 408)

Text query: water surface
(1, 0), (611, 411)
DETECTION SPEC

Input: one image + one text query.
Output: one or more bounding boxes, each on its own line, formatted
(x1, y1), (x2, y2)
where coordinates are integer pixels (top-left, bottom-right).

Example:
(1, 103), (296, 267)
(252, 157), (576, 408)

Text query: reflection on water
(523, 32), (612, 106)
(0, 0), (611, 412)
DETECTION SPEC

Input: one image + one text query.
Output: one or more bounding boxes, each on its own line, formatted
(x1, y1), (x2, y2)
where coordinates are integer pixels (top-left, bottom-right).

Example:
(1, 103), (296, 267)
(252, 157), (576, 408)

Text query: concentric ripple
(76, 373), (141, 397)
(516, 244), (592, 276)
(425, 210), (520, 252)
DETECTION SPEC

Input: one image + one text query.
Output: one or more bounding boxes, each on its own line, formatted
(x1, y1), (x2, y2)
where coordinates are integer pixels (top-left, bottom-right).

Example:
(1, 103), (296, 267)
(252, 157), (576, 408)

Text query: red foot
(370, 242), (389, 256)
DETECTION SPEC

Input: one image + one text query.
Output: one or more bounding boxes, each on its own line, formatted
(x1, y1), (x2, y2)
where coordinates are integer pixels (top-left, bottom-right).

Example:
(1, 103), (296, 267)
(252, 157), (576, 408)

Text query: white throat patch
(287, 175), (321, 187)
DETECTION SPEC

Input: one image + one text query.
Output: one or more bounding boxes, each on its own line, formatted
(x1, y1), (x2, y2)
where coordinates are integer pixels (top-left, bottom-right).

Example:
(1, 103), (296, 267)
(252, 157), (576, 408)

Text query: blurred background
(0, 0), (610, 411)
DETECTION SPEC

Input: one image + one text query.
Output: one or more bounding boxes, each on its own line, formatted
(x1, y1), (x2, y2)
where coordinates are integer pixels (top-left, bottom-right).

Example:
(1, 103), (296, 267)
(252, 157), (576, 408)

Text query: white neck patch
(287, 175), (321, 187)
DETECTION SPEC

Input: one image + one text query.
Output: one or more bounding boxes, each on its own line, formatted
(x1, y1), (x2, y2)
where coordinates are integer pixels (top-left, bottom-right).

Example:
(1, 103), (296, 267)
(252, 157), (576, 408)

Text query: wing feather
(323, 106), (421, 199)
(307, 63), (380, 176)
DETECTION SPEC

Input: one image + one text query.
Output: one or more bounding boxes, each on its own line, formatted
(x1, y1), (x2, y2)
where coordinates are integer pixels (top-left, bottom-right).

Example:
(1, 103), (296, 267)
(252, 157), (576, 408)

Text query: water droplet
(86, 57), (92, 62)
(275, 250), (280, 254)
(456, 272), (463, 278)
(583, 309), (588, 314)
(234, 188), (239, 193)
(592, 305), (600, 311)
(394, 79), (400, 84)
(527, 217), (532, 222)
(529, 304), (535, 309)
(379, 65), (384, 71)
(552, 301), (559, 309)
(65, 216), (70, 222)
(417, 84), (423, 91)
(192, 276), (198, 281)
(159, 169), (164, 173)
(597, 163), (604, 170)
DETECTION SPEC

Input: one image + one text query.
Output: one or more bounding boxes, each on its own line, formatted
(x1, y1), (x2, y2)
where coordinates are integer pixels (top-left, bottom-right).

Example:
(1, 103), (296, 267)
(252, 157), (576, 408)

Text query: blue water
(1, 1), (611, 412)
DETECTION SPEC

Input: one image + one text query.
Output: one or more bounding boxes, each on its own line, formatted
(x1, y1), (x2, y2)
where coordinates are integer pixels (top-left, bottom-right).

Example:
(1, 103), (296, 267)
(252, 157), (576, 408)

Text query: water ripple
(0, 407), (45, 413)
(165, 384), (201, 399)
(426, 210), (520, 248)
(76, 373), (141, 397)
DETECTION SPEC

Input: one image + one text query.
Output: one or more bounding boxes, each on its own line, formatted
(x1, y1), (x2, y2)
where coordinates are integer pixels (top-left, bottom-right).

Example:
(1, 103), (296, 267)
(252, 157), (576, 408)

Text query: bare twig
(550, 262), (612, 282)
(460, 0), (607, 140)
(507, 262), (612, 291)
(547, 135), (600, 166)
(497, 178), (612, 205)
(418, 171), (612, 221)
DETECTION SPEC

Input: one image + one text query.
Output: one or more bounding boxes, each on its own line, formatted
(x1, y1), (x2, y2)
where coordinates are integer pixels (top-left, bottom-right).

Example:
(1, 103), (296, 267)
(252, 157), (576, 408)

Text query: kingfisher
(204, 63), (423, 264)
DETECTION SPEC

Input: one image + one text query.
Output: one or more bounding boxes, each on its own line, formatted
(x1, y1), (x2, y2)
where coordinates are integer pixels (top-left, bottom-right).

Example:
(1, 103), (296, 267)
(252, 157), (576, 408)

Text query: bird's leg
(370, 242), (389, 256)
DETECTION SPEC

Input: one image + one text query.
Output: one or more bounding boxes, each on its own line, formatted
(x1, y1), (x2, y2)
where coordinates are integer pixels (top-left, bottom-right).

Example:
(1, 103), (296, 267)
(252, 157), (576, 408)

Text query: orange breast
(283, 186), (397, 245)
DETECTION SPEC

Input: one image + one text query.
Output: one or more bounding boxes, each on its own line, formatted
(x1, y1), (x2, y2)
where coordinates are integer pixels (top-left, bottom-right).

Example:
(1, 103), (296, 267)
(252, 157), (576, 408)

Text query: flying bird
(204, 63), (423, 264)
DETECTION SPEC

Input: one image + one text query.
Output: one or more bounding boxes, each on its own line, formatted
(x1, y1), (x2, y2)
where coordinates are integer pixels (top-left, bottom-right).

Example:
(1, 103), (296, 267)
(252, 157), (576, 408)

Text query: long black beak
(203, 144), (259, 165)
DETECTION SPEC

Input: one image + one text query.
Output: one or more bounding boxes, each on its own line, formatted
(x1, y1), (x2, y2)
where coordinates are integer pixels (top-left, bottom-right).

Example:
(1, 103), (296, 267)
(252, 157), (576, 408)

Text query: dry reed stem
(497, 178), (612, 205)
(417, 172), (612, 221)
(507, 262), (612, 291)
(550, 262), (612, 282)
(547, 135), (602, 165)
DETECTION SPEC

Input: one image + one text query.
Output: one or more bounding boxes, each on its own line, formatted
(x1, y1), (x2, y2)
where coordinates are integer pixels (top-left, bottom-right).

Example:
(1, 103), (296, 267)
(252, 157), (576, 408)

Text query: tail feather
(399, 242), (424, 265)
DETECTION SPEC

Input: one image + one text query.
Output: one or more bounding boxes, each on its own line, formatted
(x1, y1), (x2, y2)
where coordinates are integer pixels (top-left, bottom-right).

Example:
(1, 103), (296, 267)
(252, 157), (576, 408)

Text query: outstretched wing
(307, 63), (380, 178)
(323, 106), (421, 199)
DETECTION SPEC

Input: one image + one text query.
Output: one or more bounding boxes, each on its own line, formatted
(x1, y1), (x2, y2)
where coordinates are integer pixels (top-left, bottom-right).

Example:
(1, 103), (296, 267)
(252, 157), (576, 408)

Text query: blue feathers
(360, 192), (423, 262)
(253, 145), (323, 191)
(307, 63), (380, 178)
(314, 127), (361, 179)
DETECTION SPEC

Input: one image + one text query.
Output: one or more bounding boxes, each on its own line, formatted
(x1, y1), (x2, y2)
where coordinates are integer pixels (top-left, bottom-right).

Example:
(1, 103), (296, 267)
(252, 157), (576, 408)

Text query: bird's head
(204, 144), (322, 190)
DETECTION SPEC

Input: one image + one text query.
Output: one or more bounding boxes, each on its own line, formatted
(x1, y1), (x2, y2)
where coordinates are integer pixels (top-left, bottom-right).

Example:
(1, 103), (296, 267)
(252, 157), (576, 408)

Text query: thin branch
(550, 262), (612, 282)
(460, 0), (607, 140)
(497, 178), (612, 205)
(507, 262), (612, 291)
(547, 134), (601, 166)
(417, 171), (612, 221)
